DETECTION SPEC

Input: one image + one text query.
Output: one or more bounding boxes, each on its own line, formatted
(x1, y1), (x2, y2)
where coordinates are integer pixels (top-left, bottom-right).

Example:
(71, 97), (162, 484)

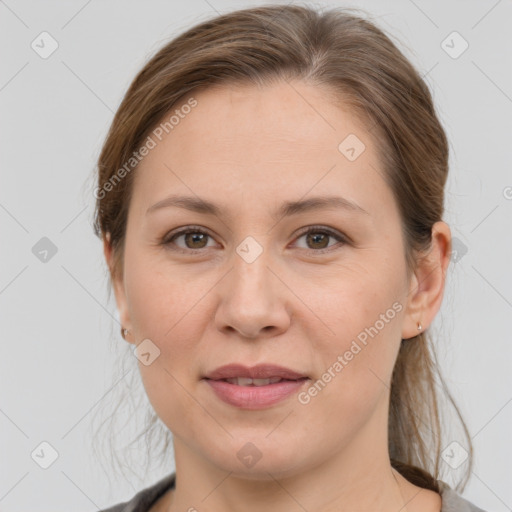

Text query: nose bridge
(230, 239), (275, 306)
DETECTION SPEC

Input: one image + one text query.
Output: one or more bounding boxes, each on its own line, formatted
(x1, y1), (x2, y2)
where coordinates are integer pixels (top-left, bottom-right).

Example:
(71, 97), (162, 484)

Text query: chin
(201, 433), (318, 481)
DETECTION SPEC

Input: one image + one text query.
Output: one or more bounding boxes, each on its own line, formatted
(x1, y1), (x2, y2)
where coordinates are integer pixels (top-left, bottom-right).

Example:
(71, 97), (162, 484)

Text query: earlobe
(401, 221), (452, 340)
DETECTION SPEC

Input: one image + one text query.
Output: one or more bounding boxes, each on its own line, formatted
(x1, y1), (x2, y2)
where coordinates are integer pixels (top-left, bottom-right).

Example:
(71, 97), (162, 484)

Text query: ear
(103, 234), (134, 344)
(401, 221), (452, 339)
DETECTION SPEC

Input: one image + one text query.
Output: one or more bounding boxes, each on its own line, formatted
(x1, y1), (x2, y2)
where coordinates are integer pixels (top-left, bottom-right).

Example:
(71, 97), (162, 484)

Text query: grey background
(1, 0), (511, 510)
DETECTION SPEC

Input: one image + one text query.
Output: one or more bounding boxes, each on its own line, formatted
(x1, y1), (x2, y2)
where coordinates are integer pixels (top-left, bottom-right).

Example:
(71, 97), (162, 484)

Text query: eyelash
(161, 225), (348, 255)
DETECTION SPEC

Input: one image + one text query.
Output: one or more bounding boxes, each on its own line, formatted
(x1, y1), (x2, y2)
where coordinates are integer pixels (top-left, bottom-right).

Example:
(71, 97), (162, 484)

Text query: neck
(167, 432), (415, 512)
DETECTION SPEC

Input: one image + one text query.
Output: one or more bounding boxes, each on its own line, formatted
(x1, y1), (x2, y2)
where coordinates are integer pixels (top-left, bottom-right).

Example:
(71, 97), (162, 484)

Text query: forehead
(166, 81), (369, 156)
(131, 80), (392, 220)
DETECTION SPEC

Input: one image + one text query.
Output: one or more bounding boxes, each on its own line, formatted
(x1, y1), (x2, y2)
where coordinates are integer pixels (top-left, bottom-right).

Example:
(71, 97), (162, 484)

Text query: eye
(162, 226), (217, 253)
(161, 225), (348, 254)
(292, 226), (347, 253)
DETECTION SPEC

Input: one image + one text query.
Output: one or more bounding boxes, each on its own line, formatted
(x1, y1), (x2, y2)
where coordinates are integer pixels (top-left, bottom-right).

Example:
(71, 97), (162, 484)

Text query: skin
(104, 80), (451, 512)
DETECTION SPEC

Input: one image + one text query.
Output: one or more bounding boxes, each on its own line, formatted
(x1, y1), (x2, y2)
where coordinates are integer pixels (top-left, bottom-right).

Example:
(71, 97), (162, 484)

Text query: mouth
(219, 376), (306, 386)
(203, 364), (310, 409)
(204, 363), (308, 381)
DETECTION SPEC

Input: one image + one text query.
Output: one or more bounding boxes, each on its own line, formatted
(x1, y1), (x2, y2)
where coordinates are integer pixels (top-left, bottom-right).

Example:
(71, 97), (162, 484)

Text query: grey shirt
(99, 473), (487, 512)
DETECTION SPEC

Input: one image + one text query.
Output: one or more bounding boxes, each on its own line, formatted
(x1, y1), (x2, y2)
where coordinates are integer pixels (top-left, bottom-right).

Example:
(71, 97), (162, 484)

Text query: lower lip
(204, 378), (309, 409)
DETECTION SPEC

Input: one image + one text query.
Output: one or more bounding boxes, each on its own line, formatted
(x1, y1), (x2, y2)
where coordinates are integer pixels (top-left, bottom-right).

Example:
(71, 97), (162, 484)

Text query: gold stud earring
(121, 327), (130, 339)
(417, 322), (423, 331)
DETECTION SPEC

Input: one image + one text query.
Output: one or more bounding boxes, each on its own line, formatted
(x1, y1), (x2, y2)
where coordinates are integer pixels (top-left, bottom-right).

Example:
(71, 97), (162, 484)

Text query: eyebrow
(146, 194), (369, 220)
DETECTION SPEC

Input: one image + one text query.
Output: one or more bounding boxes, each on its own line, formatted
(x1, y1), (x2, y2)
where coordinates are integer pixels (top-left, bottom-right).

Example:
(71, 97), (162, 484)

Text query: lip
(203, 364), (309, 410)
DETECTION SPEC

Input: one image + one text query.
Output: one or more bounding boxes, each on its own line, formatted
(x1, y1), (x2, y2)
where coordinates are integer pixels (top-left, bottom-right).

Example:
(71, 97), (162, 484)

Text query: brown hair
(93, 4), (473, 491)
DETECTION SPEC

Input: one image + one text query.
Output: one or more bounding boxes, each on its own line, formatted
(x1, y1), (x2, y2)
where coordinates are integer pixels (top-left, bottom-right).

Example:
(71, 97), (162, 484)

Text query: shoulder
(97, 474), (488, 512)
(438, 480), (488, 512)
(97, 473), (176, 512)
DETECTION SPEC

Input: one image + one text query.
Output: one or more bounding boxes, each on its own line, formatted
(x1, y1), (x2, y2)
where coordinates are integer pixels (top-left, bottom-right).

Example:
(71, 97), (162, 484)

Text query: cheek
(297, 308), (403, 448)
(311, 257), (404, 347)
(303, 259), (404, 411)
(125, 247), (220, 406)
(124, 246), (207, 343)
(124, 261), (207, 436)
(122, 253), (208, 409)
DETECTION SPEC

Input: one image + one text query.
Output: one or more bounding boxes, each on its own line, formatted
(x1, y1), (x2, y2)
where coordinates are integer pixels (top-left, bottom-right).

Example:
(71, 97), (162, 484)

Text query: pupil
(308, 232), (328, 249)
(186, 233), (207, 248)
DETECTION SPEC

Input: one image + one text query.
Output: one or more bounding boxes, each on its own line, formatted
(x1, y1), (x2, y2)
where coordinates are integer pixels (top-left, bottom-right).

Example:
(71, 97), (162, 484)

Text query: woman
(94, 4), (486, 511)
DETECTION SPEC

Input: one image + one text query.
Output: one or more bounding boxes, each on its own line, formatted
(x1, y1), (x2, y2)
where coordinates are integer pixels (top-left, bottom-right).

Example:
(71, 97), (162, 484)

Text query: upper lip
(204, 364), (308, 381)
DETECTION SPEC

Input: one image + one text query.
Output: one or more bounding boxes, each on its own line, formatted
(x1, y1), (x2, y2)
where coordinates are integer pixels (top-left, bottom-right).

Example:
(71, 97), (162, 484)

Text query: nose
(213, 249), (291, 340)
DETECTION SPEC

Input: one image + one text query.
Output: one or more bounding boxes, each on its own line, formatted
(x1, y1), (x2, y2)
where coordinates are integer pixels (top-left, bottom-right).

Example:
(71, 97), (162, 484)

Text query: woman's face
(109, 80), (425, 478)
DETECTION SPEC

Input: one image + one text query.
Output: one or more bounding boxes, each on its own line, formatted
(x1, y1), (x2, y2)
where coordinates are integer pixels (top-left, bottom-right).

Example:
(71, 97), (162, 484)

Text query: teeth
(236, 377), (254, 386)
(225, 377), (283, 386)
(253, 378), (271, 386)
